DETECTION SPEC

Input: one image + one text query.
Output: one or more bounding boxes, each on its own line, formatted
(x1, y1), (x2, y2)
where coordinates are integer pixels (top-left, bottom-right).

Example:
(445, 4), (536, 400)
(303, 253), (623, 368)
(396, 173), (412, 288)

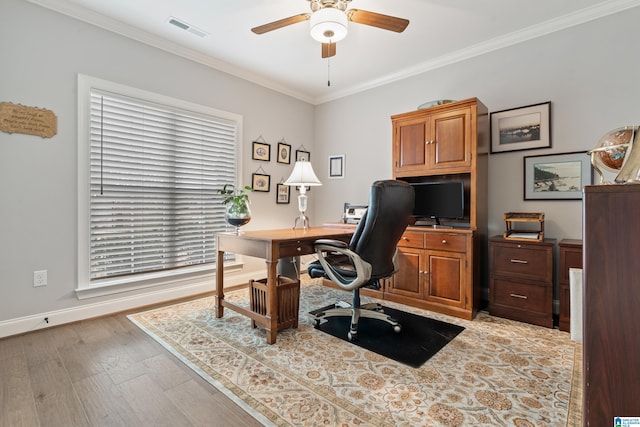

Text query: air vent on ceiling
(168, 17), (208, 38)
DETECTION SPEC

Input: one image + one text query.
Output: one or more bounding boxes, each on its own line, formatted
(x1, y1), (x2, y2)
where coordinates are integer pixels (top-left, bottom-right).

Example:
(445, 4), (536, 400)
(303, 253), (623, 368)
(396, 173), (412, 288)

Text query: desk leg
(215, 249), (225, 318)
(265, 259), (278, 344)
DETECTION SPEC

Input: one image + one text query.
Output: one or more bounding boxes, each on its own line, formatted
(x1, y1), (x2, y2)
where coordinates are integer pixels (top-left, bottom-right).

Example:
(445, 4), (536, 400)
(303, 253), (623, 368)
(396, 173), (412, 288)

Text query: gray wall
(313, 8), (640, 305)
(0, 0), (313, 333)
(2, 0), (639, 334)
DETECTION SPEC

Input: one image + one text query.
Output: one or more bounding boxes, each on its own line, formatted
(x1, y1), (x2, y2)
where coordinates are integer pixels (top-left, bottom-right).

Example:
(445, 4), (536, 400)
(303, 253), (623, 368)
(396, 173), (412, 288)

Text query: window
(77, 75), (242, 295)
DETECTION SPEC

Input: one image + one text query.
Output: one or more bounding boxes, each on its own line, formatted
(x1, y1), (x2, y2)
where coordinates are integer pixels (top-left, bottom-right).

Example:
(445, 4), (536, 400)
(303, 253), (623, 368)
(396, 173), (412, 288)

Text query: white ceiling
(29, 0), (639, 104)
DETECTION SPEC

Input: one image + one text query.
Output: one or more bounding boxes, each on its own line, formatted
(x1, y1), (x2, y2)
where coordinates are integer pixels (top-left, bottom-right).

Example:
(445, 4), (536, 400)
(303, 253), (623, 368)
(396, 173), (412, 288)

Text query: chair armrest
(314, 242), (372, 291)
(314, 239), (348, 250)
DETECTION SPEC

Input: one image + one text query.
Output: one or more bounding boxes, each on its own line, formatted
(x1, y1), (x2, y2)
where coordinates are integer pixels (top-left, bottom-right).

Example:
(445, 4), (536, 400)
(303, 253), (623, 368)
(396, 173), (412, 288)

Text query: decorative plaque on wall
(0, 102), (57, 138)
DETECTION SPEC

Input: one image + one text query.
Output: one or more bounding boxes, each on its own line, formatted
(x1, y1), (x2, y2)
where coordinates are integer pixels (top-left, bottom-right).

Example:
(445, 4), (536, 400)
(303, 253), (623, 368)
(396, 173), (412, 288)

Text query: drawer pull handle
(510, 259), (528, 264)
(402, 237), (409, 241)
(296, 247), (302, 252)
(441, 239), (447, 244)
(510, 293), (528, 299)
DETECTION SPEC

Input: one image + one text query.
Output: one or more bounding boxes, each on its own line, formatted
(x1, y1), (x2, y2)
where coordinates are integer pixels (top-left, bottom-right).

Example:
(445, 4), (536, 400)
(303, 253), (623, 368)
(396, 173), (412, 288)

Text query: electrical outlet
(33, 270), (47, 287)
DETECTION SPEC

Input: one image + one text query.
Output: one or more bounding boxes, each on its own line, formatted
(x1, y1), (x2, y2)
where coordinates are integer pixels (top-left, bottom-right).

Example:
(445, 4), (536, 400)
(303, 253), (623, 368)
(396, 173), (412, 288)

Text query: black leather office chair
(308, 180), (414, 341)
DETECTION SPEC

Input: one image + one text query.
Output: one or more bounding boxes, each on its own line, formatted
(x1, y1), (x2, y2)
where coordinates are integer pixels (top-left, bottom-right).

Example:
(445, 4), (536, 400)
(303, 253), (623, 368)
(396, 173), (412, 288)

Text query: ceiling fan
(251, 0), (409, 58)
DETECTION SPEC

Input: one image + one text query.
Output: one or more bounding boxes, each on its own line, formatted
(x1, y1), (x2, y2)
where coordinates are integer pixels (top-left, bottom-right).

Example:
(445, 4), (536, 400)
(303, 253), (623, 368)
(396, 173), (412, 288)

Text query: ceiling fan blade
(251, 13), (311, 34)
(347, 9), (409, 33)
(321, 42), (336, 58)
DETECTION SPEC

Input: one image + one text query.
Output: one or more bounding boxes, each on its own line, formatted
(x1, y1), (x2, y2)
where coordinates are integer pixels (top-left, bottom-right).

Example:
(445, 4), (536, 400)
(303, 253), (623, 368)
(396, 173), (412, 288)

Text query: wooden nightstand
(489, 236), (555, 328)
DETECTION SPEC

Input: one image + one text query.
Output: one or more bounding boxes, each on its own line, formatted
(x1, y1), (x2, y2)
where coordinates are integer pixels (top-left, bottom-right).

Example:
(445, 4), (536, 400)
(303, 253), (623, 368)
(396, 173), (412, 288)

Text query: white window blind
(89, 89), (237, 280)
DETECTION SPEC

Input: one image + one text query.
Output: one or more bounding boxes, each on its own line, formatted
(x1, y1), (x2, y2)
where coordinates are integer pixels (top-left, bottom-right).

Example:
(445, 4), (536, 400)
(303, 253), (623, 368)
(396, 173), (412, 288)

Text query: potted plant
(218, 184), (253, 234)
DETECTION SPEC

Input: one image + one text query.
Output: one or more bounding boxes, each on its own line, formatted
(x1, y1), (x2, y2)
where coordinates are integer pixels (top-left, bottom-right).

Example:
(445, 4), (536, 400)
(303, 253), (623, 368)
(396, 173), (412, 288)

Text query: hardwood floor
(0, 303), (263, 427)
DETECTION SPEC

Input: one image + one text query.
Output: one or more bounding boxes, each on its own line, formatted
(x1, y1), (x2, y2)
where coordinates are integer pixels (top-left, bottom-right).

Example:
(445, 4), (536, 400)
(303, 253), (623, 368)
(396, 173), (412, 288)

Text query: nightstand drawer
(398, 231), (425, 248)
(491, 278), (549, 314)
(491, 244), (551, 282)
(425, 233), (466, 253)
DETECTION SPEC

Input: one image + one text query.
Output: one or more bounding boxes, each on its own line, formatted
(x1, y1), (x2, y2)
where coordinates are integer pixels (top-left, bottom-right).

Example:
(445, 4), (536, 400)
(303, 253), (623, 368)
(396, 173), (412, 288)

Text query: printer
(343, 203), (367, 224)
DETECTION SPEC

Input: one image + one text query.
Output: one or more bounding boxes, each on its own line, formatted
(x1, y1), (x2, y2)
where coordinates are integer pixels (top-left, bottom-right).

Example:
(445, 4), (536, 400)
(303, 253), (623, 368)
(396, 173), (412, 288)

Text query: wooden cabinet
(558, 239), (582, 332)
(583, 185), (640, 426)
(392, 106), (472, 176)
(387, 98), (487, 320)
(489, 236), (555, 328)
(384, 228), (476, 320)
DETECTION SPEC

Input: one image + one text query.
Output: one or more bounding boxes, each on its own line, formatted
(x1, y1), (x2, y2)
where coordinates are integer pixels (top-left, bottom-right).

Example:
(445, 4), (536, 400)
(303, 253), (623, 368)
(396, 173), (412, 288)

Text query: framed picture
(491, 101), (551, 154)
(277, 142), (291, 164)
(276, 183), (290, 204)
(328, 154), (345, 179)
(252, 173), (271, 192)
(523, 151), (591, 200)
(252, 141), (271, 162)
(295, 149), (310, 162)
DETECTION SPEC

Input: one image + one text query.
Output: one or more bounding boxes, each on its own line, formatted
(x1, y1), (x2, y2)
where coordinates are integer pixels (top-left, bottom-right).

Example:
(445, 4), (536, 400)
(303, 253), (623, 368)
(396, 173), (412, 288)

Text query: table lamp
(284, 161), (322, 229)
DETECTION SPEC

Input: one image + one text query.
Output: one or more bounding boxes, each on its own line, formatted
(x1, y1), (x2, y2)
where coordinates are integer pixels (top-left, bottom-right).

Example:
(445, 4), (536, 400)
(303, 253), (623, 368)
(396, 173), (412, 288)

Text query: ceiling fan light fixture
(309, 7), (348, 43)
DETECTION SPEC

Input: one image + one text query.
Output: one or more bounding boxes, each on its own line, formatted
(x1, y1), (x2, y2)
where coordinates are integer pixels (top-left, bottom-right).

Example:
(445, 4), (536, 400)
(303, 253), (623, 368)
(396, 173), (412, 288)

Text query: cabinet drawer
(426, 233), (466, 253)
(491, 244), (551, 282)
(398, 231), (425, 248)
(491, 278), (549, 314)
(279, 240), (314, 257)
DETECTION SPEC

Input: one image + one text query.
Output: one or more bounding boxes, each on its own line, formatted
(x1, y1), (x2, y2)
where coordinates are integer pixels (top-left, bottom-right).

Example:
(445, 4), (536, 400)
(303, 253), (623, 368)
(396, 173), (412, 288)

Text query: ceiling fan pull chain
(327, 56), (331, 86)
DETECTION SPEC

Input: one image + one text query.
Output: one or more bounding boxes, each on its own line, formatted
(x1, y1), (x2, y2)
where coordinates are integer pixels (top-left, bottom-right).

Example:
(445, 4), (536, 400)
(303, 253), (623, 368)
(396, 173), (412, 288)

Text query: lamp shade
(284, 161), (322, 186)
(309, 7), (348, 43)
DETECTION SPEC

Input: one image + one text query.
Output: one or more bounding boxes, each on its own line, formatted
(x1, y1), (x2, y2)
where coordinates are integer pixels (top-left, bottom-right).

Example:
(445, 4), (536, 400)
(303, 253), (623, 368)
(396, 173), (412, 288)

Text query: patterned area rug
(128, 276), (582, 426)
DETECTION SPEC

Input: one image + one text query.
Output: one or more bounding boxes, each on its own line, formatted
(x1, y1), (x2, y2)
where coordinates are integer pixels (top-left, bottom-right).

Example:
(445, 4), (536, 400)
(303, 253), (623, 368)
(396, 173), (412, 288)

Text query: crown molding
(314, 0), (640, 104)
(25, 0), (315, 104)
(26, 0), (640, 106)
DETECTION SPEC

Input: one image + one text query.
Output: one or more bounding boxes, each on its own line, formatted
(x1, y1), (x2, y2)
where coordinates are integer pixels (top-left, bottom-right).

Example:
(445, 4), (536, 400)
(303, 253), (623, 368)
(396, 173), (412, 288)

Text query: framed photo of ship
(523, 151), (591, 200)
(491, 102), (551, 153)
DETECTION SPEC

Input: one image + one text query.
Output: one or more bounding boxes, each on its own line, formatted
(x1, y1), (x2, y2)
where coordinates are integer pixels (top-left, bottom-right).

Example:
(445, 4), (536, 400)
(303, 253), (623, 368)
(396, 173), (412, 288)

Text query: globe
(589, 126), (639, 184)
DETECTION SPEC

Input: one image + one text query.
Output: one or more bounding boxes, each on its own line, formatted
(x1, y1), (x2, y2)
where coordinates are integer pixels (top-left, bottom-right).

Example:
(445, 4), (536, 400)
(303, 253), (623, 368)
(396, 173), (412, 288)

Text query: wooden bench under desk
(215, 226), (353, 345)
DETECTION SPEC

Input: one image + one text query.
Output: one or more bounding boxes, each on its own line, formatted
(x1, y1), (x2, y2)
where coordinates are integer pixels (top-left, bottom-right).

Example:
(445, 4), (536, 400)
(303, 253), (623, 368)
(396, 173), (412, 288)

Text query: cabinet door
(393, 116), (429, 176)
(425, 249), (466, 308)
(428, 107), (471, 171)
(387, 247), (424, 299)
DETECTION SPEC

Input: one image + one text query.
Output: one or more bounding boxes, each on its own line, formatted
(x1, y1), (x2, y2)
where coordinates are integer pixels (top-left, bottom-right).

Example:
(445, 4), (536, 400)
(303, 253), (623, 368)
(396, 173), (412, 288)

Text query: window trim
(76, 74), (243, 297)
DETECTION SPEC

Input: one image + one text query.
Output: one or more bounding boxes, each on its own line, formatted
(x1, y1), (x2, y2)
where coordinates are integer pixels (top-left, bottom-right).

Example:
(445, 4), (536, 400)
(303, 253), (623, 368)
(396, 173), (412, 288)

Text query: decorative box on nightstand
(489, 236), (555, 328)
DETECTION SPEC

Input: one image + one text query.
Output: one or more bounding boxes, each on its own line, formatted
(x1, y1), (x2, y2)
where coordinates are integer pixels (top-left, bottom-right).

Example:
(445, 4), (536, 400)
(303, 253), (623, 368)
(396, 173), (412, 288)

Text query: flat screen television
(410, 181), (465, 225)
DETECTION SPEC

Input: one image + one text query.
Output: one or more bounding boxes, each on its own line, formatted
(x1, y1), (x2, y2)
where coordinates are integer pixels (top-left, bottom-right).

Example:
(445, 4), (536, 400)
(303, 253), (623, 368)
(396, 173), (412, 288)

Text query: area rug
(128, 275), (582, 426)
(310, 304), (464, 368)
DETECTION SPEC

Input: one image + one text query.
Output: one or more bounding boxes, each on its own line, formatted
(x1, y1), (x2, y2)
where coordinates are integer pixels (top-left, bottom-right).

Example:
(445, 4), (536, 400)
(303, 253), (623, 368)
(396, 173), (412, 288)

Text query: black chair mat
(309, 304), (464, 368)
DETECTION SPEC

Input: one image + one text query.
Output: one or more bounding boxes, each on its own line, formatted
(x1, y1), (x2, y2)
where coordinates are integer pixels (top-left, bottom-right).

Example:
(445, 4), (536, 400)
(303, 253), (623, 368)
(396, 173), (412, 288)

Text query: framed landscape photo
(252, 173), (271, 192)
(523, 151), (591, 200)
(277, 142), (291, 164)
(491, 101), (551, 153)
(295, 149), (310, 162)
(276, 183), (290, 204)
(252, 141), (271, 162)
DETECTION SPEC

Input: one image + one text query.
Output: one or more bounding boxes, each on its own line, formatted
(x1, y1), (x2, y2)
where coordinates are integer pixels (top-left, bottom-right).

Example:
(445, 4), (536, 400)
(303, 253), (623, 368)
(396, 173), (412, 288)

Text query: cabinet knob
(296, 247), (302, 252)
(402, 237), (409, 241)
(442, 239), (447, 245)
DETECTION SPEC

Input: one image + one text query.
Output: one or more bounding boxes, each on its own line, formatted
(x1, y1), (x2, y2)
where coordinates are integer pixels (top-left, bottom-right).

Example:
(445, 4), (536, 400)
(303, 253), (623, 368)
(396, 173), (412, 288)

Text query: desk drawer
(398, 231), (425, 248)
(426, 233), (466, 253)
(279, 240), (315, 257)
(492, 244), (551, 281)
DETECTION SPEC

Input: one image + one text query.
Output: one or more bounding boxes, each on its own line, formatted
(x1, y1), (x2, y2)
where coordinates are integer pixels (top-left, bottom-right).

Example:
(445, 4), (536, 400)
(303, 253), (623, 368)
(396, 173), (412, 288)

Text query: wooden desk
(215, 226), (353, 344)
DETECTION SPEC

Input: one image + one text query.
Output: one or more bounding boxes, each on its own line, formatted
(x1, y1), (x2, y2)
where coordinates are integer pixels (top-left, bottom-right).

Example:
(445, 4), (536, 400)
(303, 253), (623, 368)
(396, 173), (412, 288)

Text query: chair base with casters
(308, 180), (414, 342)
(312, 286), (401, 341)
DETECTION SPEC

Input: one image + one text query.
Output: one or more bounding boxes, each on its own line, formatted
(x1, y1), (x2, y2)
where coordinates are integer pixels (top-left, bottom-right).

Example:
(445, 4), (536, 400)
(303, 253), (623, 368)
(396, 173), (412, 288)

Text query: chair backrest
(349, 180), (414, 280)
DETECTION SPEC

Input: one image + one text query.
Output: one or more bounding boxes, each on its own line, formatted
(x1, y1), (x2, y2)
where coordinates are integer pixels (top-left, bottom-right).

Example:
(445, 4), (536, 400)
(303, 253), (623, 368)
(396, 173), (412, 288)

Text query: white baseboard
(0, 269), (264, 339)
